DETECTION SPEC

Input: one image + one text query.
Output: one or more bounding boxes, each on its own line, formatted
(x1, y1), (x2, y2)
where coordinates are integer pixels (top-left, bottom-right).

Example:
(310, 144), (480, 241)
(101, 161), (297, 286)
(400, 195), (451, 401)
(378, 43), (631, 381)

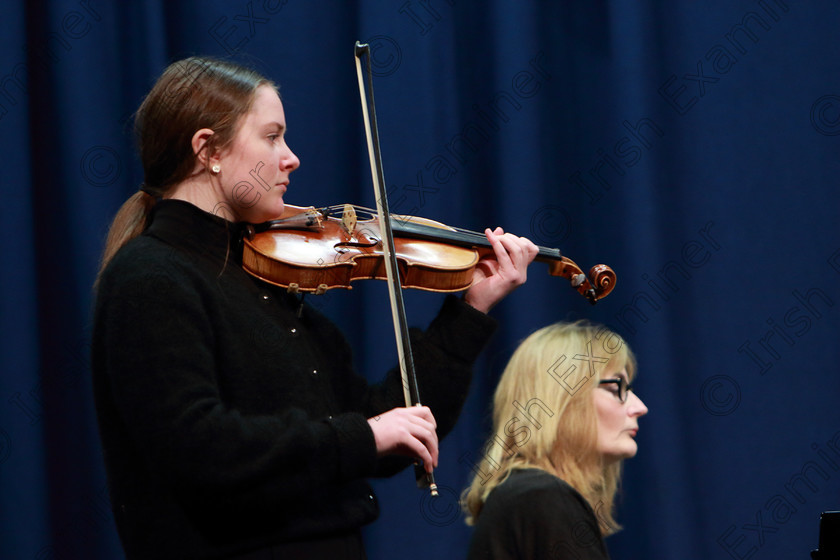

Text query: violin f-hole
(334, 239), (379, 253)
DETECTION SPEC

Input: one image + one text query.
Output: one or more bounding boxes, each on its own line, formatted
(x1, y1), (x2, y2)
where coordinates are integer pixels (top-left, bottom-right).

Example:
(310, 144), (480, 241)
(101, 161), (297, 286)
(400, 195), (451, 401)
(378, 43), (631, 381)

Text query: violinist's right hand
(367, 406), (439, 472)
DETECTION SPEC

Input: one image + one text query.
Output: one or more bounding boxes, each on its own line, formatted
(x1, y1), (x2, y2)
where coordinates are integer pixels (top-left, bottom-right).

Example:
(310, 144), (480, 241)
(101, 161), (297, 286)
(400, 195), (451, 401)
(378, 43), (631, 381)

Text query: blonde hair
(96, 57), (274, 282)
(462, 321), (636, 535)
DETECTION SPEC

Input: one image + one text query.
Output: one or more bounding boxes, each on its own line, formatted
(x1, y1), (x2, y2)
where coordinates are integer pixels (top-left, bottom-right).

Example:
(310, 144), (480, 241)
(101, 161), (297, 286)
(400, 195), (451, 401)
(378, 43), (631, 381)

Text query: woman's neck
(166, 172), (238, 222)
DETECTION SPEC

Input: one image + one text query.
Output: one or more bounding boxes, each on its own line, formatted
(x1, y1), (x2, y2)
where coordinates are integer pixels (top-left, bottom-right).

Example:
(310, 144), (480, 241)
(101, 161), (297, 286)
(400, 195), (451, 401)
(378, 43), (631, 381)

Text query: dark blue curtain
(2, 1), (839, 558)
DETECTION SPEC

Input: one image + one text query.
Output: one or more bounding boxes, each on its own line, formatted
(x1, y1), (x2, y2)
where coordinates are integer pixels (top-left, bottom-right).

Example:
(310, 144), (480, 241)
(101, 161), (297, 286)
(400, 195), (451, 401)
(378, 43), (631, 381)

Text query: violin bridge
(341, 204), (357, 237)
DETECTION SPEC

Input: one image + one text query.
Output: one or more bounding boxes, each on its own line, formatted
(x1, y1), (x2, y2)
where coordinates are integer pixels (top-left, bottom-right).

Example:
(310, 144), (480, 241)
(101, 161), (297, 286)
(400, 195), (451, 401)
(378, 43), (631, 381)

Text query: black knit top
(92, 200), (496, 559)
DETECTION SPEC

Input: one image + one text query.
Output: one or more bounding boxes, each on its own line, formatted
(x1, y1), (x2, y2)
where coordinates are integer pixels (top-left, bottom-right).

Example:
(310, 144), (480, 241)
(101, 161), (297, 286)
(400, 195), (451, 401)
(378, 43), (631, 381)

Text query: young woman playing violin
(91, 57), (538, 560)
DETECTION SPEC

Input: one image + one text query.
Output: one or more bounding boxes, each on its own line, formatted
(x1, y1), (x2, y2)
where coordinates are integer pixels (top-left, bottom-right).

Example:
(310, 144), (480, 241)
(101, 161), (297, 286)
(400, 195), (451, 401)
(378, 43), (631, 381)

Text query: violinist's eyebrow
(263, 122), (286, 133)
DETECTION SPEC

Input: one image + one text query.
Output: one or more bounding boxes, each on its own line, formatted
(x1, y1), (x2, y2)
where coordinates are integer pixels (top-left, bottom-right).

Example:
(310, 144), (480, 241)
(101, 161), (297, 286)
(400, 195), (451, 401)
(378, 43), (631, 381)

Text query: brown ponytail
(97, 190), (157, 278)
(95, 57), (274, 283)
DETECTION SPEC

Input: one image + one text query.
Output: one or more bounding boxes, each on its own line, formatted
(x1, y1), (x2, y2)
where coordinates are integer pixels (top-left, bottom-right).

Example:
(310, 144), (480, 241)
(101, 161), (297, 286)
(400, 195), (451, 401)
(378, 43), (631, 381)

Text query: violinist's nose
(281, 142), (300, 172)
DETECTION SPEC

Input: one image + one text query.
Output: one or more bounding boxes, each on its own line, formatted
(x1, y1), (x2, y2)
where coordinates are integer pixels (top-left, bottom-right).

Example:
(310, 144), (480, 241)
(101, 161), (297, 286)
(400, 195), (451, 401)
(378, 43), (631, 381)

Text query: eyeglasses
(598, 377), (633, 403)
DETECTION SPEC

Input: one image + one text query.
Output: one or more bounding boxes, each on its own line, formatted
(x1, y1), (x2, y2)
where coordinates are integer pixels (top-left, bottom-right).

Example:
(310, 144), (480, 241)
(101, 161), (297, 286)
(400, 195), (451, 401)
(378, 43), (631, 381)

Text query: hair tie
(139, 184), (160, 201)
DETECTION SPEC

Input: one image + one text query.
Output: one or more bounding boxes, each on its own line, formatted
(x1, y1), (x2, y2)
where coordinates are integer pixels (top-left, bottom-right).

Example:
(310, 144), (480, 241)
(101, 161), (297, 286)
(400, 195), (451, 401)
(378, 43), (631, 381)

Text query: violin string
(321, 204), (558, 257)
(339, 204), (489, 240)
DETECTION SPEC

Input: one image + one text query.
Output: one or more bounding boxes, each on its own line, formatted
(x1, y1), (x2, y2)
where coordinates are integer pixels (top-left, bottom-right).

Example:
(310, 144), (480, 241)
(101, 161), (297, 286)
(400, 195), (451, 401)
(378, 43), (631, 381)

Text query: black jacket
(92, 200), (496, 559)
(468, 469), (611, 559)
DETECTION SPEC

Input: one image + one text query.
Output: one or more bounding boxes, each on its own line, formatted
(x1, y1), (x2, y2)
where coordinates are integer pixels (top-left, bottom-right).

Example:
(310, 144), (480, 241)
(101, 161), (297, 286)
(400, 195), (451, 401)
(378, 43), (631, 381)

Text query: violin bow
(354, 41), (438, 496)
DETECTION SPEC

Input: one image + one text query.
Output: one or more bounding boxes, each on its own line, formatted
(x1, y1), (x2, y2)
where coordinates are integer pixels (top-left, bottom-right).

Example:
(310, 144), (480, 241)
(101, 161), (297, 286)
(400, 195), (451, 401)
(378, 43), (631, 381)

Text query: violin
(242, 203), (616, 304)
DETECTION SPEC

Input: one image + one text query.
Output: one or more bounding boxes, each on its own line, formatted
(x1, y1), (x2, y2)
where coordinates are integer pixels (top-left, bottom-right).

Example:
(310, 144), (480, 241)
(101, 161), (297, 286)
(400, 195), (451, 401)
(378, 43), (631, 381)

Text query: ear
(191, 128), (217, 169)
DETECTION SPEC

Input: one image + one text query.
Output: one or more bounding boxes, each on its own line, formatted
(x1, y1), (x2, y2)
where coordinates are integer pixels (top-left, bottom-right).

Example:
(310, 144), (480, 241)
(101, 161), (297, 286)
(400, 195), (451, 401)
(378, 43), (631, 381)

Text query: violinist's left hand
(463, 227), (539, 313)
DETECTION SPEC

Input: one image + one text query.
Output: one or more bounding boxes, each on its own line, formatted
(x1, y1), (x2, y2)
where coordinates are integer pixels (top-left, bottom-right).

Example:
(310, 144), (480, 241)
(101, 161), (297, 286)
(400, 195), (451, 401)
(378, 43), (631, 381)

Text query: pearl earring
(211, 164), (221, 174)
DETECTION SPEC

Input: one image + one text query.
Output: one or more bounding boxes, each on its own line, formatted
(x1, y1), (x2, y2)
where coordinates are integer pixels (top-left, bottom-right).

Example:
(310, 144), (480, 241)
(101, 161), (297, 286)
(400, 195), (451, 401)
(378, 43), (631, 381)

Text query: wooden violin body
(243, 204), (478, 294)
(242, 204), (616, 304)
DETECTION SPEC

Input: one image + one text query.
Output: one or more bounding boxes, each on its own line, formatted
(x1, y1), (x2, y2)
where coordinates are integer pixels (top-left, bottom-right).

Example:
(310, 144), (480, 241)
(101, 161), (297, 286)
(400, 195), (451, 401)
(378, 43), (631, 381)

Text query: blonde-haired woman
(463, 321), (648, 559)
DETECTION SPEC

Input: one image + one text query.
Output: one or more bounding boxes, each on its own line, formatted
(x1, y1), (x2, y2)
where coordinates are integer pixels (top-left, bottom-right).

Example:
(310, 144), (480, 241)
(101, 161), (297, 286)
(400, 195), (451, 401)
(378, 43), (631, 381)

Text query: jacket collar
(143, 199), (247, 264)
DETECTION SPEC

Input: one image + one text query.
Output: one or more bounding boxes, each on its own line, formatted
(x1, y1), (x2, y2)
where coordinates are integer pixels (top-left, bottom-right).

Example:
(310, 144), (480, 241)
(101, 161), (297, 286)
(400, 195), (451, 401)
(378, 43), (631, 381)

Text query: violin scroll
(544, 256), (616, 304)
(589, 264), (616, 301)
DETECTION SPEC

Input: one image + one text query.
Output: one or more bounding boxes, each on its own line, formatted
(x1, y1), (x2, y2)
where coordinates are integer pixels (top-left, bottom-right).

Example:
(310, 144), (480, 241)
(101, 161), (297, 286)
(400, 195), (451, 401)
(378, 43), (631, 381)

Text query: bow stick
(354, 41), (438, 496)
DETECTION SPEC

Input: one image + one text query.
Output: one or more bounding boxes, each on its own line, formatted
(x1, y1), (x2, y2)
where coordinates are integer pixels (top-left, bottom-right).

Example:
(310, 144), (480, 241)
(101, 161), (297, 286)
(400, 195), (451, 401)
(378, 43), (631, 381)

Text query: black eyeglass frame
(598, 378), (633, 403)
